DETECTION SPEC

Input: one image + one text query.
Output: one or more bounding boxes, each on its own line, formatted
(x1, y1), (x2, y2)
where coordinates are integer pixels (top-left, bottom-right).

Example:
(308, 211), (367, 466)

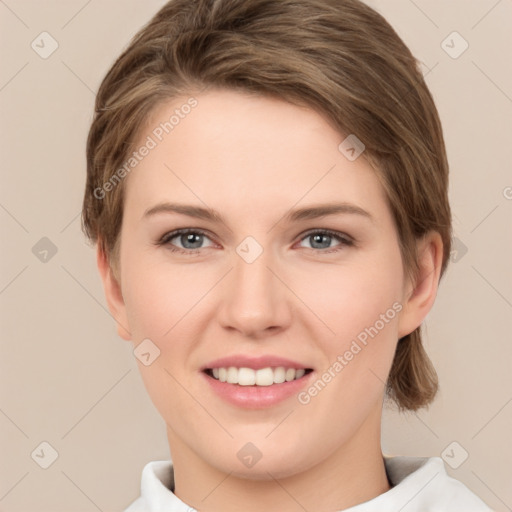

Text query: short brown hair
(82, 0), (452, 411)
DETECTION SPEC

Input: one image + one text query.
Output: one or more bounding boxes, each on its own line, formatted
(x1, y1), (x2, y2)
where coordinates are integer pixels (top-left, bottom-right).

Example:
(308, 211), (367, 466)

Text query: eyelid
(157, 227), (216, 246)
(298, 228), (354, 245)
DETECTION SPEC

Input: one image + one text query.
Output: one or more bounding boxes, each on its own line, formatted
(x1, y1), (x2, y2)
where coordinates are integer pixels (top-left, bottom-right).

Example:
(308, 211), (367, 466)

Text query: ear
(96, 243), (131, 341)
(397, 231), (444, 339)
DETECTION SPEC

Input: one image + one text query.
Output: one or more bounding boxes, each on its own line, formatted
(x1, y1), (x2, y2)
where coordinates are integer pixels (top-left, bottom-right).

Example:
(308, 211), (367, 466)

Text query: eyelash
(156, 228), (355, 255)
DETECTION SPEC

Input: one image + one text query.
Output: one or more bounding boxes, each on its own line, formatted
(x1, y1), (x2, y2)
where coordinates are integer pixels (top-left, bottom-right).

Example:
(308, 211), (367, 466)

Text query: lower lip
(202, 371), (314, 409)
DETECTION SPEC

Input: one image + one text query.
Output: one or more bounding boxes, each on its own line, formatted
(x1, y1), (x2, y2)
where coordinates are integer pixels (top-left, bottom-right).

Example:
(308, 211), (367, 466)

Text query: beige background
(0, 0), (511, 510)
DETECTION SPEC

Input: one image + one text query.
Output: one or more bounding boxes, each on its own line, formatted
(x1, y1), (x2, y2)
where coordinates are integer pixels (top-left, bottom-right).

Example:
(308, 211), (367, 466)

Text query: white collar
(124, 455), (491, 511)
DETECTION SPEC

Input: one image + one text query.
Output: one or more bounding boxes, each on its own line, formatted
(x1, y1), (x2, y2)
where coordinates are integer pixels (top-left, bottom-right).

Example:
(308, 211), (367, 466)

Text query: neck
(169, 406), (390, 512)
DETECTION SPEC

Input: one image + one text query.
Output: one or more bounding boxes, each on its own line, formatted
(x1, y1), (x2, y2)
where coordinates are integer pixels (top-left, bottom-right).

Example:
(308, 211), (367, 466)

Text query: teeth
(255, 367), (274, 386)
(273, 366), (286, 384)
(209, 366), (309, 386)
(227, 366), (239, 384)
(238, 367), (256, 385)
(285, 368), (295, 382)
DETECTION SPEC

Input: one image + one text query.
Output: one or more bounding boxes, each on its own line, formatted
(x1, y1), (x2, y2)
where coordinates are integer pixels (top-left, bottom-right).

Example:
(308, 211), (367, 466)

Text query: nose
(217, 246), (292, 338)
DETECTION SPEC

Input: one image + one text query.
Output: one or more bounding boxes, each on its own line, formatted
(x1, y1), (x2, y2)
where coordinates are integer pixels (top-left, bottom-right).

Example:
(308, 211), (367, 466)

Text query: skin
(97, 88), (443, 512)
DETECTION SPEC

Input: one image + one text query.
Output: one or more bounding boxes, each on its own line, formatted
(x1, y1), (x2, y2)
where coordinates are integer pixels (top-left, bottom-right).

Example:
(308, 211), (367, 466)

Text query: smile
(205, 367), (313, 386)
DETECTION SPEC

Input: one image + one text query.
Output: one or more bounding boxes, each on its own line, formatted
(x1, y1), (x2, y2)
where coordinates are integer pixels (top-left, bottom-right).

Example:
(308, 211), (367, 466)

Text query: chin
(209, 443), (318, 481)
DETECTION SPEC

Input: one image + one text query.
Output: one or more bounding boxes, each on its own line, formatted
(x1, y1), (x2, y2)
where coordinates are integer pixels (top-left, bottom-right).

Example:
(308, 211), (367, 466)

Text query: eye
(297, 229), (354, 253)
(157, 229), (215, 254)
(156, 228), (354, 255)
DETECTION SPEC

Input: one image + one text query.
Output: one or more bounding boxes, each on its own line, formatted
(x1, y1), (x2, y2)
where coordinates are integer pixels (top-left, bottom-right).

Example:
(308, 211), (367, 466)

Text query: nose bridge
(218, 243), (290, 336)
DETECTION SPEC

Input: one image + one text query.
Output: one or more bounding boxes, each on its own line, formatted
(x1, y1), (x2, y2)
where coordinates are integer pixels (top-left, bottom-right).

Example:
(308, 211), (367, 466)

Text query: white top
(124, 456), (492, 511)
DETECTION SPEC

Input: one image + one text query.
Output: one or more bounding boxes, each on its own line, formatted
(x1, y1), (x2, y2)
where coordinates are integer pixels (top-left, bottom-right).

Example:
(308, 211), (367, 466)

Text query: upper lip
(202, 355), (312, 371)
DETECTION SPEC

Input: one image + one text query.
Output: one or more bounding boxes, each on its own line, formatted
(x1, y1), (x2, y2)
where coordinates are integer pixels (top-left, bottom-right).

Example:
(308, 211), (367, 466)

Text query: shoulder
(377, 455), (493, 512)
(123, 457), (493, 512)
(123, 460), (182, 512)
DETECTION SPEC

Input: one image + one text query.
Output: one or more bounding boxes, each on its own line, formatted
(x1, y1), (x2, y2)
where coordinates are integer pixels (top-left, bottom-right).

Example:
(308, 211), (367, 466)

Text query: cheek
(296, 254), (403, 345)
(121, 262), (209, 420)
(297, 247), (404, 406)
(298, 269), (402, 422)
(121, 256), (211, 341)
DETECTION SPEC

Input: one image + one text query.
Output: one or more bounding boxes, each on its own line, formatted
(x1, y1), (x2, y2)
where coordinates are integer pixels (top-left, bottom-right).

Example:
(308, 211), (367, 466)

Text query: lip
(200, 354), (314, 409)
(201, 371), (314, 409)
(202, 354), (311, 371)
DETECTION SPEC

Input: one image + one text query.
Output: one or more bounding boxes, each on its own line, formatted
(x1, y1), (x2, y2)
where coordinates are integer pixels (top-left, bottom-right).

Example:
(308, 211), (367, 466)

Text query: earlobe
(96, 244), (132, 341)
(397, 231), (444, 339)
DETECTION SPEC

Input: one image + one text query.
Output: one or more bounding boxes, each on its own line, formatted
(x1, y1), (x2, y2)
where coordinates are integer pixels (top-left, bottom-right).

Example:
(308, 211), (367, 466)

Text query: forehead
(124, 89), (388, 222)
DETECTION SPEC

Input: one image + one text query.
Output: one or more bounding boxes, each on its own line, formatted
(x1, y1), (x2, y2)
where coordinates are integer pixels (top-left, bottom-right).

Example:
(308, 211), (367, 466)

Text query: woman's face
(107, 88), (421, 478)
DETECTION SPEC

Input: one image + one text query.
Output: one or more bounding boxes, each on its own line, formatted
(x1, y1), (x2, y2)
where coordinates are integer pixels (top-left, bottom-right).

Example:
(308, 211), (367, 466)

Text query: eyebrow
(142, 201), (374, 224)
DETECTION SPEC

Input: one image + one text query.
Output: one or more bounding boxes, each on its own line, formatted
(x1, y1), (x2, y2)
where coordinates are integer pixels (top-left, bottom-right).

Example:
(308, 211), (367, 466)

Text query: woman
(82, 0), (492, 510)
